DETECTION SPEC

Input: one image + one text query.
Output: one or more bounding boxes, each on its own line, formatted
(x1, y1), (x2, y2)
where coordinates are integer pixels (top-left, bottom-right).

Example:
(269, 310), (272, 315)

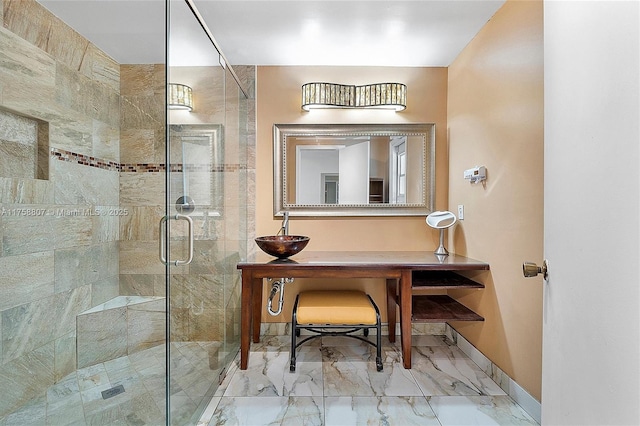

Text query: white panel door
(297, 148), (339, 204)
(338, 141), (370, 204)
(542, 2), (639, 424)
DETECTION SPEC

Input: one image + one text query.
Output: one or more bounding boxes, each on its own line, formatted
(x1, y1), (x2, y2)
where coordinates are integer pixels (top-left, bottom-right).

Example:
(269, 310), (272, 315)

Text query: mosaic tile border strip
(51, 148), (245, 173)
(51, 148), (120, 171)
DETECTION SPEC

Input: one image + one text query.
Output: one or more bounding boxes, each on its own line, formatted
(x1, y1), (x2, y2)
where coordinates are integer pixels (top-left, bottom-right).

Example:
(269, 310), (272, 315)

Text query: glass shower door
(165, 1), (244, 423)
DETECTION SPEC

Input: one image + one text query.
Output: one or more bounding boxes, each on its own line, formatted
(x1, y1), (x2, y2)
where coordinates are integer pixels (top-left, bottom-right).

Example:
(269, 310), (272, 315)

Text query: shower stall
(0, 0), (254, 424)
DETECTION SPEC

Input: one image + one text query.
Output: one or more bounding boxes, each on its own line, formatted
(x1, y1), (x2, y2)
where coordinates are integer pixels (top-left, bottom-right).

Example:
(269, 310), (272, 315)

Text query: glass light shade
(168, 83), (193, 111)
(302, 82), (406, 111)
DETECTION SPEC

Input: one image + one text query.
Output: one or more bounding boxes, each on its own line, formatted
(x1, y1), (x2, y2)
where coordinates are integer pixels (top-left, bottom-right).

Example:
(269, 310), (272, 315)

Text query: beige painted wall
(447, 0), (544, 400)
(256, 66), (448, 321)
(255, 0), (543, 400)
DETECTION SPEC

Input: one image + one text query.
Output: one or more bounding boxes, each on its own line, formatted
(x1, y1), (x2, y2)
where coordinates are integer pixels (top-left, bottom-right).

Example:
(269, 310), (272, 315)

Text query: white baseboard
(446, 325), (542, 424)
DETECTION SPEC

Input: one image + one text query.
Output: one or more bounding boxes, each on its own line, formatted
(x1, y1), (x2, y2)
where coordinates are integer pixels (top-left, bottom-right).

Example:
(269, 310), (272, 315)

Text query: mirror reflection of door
(390, 136), (407, 204)
(322, 174), (339, 204)
(296, 142), (370, 204)
(296, 146), (340, 204)
(338, 141), (370, 204)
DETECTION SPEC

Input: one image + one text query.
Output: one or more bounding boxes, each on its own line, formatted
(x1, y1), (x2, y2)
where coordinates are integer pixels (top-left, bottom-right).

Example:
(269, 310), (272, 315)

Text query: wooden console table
(237, 251), (489, 370)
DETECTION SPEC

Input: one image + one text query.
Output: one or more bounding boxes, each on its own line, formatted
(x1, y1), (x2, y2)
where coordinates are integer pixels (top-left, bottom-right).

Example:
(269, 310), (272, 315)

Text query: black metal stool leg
(290, 296), (299, 372)
(376, 323), (383, 371)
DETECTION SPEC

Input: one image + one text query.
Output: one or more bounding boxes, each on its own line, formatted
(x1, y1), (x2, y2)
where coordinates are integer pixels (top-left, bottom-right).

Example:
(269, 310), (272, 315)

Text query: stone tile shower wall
(118, 64), (167, 299)
(0, 0), (120, 418)
(0, 0), (256, 418)
(167, 65), (254, 351)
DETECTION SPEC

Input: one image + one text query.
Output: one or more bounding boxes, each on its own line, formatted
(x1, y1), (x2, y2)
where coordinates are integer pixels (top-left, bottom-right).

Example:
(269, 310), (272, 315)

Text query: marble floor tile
(47, 372), (80, 404)
(252, 334), (320, 351)
(213, 357), (239, 398)
(206, 336), (537, 425)
(428, 395), (538, 425)
(117, 391), (164, 425)
(410, 334), (451, 347)
(208, 396), (323, 426)
(322, 345), (423, 397)
(46, 390), (83, 418)
(1, 394), (47, 426)
(169, 393), (199, 426)
(46, 391), (88, 425)
(224, 346), (323, 397)
(410, 346), (507, 396)
(320, 334), (378, 347)
(324, 396), (440, 426)
(76, 363), (110, 392)
(197, 396), (221, 426)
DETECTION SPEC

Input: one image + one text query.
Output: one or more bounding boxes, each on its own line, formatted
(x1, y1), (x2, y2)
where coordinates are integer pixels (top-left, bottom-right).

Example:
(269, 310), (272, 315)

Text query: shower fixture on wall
(301, 82), (406, 111)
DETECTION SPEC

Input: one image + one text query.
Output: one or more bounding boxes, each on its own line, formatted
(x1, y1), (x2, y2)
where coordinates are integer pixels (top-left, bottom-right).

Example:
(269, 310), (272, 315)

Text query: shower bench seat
(237, 251), (489, 370)
(77, 295), (165, 369)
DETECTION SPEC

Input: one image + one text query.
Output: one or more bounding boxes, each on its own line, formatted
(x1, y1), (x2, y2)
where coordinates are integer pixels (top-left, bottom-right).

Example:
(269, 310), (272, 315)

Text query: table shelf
(410, 270), (484, 322)
(412, 270), (485, 289)
(412, 295), (484, 322)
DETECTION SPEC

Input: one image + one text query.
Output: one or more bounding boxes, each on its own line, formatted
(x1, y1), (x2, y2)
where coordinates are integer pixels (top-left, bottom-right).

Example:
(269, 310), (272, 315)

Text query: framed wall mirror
(170, 124), (224, 217)
(274, 123), (435, 217)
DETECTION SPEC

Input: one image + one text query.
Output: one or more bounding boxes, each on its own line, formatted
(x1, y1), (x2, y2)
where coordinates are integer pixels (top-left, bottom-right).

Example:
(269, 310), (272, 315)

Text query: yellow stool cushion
(296, 290), (377, 325)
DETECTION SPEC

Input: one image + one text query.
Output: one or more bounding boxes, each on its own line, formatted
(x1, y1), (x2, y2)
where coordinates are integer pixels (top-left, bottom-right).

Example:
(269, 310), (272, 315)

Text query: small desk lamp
(426, 211), (457, 256)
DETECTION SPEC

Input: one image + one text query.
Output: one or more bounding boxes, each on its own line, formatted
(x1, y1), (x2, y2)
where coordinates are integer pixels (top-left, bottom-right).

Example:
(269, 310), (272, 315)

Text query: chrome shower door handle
(159, 214), (194, 266)
(175, 213), (194, 266)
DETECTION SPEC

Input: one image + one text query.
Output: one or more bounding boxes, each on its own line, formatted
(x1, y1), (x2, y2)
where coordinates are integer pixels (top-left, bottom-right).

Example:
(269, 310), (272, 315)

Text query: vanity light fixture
(168, 83), (193, 111)
(301, 82), (406, 111)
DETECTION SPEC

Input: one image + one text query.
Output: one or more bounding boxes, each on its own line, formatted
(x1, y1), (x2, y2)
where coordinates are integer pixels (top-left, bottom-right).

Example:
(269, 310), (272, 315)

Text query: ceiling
(37, 0), (505, 67)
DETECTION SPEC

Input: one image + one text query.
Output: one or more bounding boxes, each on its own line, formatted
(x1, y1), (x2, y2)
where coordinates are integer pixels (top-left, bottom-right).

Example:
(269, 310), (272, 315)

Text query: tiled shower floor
(200, 335), (539, 426)
(1, 336), (538, 425)
(0, 342), (225, 426)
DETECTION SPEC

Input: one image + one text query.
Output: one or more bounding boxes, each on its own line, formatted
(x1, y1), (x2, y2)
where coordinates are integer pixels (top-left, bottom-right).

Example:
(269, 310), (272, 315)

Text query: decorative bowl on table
(255, 235), (310, 259)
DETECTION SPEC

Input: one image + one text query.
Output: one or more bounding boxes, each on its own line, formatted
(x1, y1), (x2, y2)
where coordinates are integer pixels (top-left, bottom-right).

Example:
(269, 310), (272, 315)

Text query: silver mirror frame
(273, 123), (435, 217)
(170, 123), (224, 217)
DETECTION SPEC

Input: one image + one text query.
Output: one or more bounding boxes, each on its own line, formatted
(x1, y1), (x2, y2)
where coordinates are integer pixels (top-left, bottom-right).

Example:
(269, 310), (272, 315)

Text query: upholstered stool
(290, 290), (382, 372)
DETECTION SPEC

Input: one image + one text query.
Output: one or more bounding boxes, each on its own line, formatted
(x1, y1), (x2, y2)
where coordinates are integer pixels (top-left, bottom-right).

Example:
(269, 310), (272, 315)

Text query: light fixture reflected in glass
(301, 82), (406, 111)
(168, 83), (193, 111)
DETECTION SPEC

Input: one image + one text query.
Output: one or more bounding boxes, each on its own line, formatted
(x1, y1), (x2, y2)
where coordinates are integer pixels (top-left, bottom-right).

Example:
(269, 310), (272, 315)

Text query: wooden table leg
(400, 269), (412, 369)
(252, 277), (263, 343)
(386, 278), (397, 343)
(240, 271), (253, 370)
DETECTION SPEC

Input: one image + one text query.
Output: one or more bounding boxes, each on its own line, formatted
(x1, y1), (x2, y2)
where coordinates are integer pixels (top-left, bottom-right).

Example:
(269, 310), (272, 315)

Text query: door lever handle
(523, 260), (548, 279)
